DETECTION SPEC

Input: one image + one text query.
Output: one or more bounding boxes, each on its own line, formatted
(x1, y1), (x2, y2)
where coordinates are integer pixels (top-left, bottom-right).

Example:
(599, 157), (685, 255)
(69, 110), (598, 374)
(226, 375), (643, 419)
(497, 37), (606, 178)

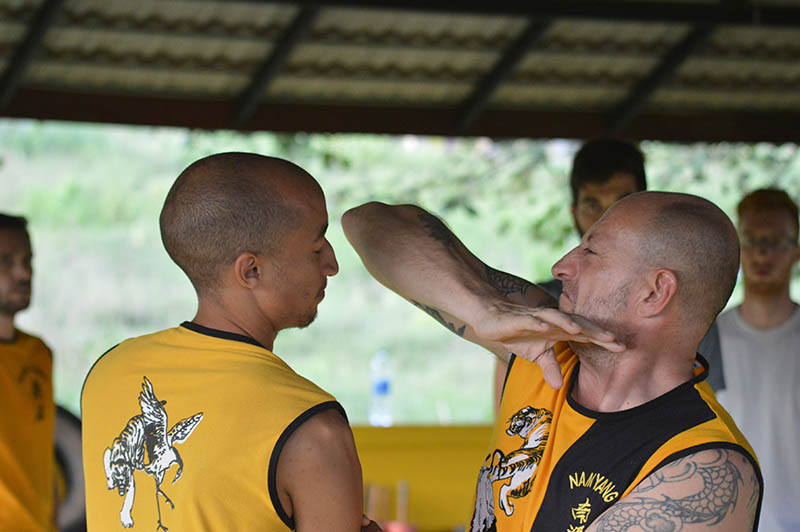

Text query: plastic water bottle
(369, 349), (393, 426)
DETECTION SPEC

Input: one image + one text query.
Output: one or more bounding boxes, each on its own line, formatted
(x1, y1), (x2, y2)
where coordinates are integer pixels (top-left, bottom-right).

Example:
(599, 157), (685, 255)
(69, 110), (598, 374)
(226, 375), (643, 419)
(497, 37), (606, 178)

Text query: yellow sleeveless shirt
(81, 323), (343, 531)
(469, 342), (761, 532)
(0, 330), (55, 532)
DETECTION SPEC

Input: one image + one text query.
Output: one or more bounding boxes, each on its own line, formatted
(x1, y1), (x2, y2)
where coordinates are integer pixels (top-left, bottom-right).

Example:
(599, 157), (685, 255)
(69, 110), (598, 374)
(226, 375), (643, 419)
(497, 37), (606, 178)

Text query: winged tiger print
(103, 377), (203, 531)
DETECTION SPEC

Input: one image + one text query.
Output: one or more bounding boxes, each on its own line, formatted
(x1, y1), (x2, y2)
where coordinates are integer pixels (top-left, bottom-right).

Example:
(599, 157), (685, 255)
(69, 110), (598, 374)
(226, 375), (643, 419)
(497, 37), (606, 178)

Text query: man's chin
(0, 300), (30, 316)
(746, 278), (788, 295)
(297, 310), (319, 329)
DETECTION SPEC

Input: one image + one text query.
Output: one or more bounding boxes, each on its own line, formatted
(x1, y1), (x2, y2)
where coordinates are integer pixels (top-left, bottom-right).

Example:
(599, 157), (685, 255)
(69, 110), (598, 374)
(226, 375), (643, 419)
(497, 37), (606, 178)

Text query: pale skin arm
(587, 448), (760, 532)
(276, 409), (381, 532)
(342, 202), (624, 389)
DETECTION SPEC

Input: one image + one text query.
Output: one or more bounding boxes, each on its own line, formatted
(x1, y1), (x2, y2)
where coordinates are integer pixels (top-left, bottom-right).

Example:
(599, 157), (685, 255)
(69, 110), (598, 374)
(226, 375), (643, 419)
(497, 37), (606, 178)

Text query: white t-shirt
(716, 306), (800, 532)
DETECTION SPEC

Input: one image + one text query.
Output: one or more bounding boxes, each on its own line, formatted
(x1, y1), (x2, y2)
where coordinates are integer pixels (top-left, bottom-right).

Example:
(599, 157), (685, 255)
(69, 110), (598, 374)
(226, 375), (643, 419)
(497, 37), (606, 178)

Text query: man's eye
(583, 247), (594, 255)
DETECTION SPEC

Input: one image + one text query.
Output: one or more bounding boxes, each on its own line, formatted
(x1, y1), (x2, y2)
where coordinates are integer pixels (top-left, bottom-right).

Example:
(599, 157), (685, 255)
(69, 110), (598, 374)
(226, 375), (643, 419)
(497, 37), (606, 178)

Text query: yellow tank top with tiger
(0, 329), (56, 532)
(469, 342), (762, 532)
(81, 322), (344, 531)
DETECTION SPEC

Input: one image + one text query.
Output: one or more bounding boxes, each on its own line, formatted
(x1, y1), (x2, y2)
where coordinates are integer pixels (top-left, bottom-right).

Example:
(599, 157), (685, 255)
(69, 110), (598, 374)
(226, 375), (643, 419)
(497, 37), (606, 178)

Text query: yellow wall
(352, 425), (493, 532)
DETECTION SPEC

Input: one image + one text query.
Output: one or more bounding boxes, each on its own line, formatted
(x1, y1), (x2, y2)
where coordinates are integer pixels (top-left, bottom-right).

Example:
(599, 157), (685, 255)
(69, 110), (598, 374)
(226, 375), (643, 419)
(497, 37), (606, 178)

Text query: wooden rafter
(0, 0), (65, 112)
(607, 24), (715, 137)
(233, 6), (319, 127)
(455, 18), (551, 133)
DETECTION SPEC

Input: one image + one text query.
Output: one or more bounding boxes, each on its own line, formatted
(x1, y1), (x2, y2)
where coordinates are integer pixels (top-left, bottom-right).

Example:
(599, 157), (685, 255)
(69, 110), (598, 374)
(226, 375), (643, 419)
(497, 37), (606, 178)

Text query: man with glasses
(713, 188), (800, 532)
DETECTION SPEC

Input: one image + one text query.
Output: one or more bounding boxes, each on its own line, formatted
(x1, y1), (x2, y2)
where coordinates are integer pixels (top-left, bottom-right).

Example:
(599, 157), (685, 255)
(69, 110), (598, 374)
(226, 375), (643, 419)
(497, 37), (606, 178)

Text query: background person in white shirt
(713, 188), (800, 532)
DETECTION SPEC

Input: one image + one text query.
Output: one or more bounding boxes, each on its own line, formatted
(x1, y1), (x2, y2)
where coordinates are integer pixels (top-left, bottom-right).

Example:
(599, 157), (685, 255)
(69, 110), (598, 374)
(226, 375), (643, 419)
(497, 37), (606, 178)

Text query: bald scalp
(159, 152), (317, 294)
(633, 192), (739, 329)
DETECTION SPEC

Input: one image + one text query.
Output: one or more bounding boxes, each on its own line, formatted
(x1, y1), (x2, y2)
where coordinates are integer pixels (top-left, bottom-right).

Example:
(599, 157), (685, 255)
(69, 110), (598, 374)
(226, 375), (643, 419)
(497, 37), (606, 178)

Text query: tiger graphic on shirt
(470, 405), (552, 532)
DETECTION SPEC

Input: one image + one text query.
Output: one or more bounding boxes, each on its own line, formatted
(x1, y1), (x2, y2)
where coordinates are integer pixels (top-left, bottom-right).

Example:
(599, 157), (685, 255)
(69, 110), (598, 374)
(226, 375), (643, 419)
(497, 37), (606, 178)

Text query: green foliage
(1, 119), (798, 422)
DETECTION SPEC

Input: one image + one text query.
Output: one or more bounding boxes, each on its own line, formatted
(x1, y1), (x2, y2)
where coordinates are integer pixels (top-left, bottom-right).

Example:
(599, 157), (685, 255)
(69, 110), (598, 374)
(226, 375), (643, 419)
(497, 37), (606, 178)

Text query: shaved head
(622, 192), (740, 328)
(160, 152), (321, 294)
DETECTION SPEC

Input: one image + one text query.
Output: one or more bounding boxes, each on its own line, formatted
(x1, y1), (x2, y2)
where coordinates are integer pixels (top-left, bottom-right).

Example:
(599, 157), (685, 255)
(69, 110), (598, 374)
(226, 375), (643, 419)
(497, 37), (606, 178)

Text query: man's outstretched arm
(342, 202), (623, 389)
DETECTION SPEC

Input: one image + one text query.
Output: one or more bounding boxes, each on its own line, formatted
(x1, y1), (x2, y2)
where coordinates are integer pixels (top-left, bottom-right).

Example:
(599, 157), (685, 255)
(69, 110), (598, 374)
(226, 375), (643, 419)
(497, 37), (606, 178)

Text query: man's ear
(233, 252), (261, 288)
(637, 268), (678, 318)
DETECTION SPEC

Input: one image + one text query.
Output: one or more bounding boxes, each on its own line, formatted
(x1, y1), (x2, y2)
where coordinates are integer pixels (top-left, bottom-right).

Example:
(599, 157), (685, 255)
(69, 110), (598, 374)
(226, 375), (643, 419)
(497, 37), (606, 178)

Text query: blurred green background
(2, 119), (798, 423)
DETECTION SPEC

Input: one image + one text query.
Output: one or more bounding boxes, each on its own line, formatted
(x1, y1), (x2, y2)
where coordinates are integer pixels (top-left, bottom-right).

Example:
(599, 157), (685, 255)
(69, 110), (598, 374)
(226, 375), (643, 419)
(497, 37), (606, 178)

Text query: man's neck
(0, 314), (16, 341)
(739, 289), (797, 329)
(571, 345), (695, 413)
(193, 299), (278, 351)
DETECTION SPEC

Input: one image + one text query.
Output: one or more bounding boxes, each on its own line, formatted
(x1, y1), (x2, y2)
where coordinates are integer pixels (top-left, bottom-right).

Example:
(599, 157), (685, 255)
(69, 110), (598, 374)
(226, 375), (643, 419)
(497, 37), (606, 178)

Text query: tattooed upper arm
(588, 448), (761, 532)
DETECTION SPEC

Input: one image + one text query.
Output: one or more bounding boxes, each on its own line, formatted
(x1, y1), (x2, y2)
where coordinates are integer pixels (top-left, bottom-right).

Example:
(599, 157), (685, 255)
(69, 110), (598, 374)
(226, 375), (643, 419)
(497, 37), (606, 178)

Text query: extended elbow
(342, 201), (389, 240)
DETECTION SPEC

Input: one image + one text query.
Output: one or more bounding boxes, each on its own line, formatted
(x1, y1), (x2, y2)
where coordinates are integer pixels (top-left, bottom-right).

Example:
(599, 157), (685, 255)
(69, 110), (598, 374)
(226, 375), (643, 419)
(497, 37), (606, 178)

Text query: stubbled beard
(297, 308), (318, 329)
(568, 282), (635, 361)
(0, 298), (30, 316)
(569, 341), (622, 367)
(745, 277), (790, 297)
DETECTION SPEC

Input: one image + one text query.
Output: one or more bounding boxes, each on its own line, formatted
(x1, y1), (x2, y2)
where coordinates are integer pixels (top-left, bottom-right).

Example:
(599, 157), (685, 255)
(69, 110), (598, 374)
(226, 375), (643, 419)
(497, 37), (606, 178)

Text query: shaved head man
(343, 191), (761, 532)
(82, 153), (378, 532)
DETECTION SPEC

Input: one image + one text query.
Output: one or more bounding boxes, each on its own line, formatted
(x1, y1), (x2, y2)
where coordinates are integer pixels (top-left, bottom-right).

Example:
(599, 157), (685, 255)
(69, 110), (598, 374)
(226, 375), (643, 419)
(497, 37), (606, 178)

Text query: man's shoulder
(11, 328), (52, 356)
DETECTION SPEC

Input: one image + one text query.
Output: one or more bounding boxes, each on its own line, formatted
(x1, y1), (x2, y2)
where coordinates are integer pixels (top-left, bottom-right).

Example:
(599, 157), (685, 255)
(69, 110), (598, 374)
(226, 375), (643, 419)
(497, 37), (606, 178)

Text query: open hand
(473, 301), (625, 389)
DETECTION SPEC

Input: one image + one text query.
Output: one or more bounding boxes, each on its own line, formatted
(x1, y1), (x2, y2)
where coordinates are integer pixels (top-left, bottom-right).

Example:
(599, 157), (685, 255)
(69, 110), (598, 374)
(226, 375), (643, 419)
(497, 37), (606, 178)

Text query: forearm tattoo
(418, 212), (455, 248)
(593, 449), (753, 532)
(412, 300), (466, 337)
(485, 265), (531, 297)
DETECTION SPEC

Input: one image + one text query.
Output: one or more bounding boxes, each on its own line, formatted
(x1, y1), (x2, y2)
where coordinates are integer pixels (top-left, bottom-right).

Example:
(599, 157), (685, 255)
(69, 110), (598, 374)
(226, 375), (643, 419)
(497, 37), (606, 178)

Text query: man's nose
(13, 260), (32, 282)
(324, 244), (339, 277)
(551, 248), (576, 280)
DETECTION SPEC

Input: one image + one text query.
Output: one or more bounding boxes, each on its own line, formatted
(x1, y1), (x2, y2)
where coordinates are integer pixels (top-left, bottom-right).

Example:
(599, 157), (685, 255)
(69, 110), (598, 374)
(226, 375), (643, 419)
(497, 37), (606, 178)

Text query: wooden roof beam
(233, 6), (319, 128)
(11, 89), (800, 143)
(606, 23), (714, 137)
(0, 0), (65, 113)
(455, 18), (551, 133)
(263, 1), (800, 27)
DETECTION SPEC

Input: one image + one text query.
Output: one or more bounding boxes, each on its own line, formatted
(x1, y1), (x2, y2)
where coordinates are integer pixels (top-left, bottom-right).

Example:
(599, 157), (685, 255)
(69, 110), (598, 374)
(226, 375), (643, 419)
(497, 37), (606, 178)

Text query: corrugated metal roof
(2, 0), (799, 141)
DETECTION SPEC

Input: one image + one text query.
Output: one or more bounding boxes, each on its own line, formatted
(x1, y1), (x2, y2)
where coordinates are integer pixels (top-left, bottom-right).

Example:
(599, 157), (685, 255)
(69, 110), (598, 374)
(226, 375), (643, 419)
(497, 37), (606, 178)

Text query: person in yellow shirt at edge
(343, 191), (762, 531)
(81, 153), (380, 531)
(0, 213), (57, 532)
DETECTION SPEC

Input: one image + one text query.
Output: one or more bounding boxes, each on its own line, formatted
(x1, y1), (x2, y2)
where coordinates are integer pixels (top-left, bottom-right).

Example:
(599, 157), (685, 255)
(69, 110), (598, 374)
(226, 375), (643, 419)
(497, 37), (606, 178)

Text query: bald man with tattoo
(343, 192), (762, 532)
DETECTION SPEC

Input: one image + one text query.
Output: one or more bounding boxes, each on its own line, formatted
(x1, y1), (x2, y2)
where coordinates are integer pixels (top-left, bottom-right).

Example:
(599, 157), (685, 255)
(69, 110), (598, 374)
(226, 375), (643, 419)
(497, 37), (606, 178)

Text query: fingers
(533, 346), (563, 389)
(520, 309), (626, 351)
(528, 307), (583, 335)
(565, 313), (614, 340)
(360, 516), (383, 532)
(533, 309), (617, 342)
